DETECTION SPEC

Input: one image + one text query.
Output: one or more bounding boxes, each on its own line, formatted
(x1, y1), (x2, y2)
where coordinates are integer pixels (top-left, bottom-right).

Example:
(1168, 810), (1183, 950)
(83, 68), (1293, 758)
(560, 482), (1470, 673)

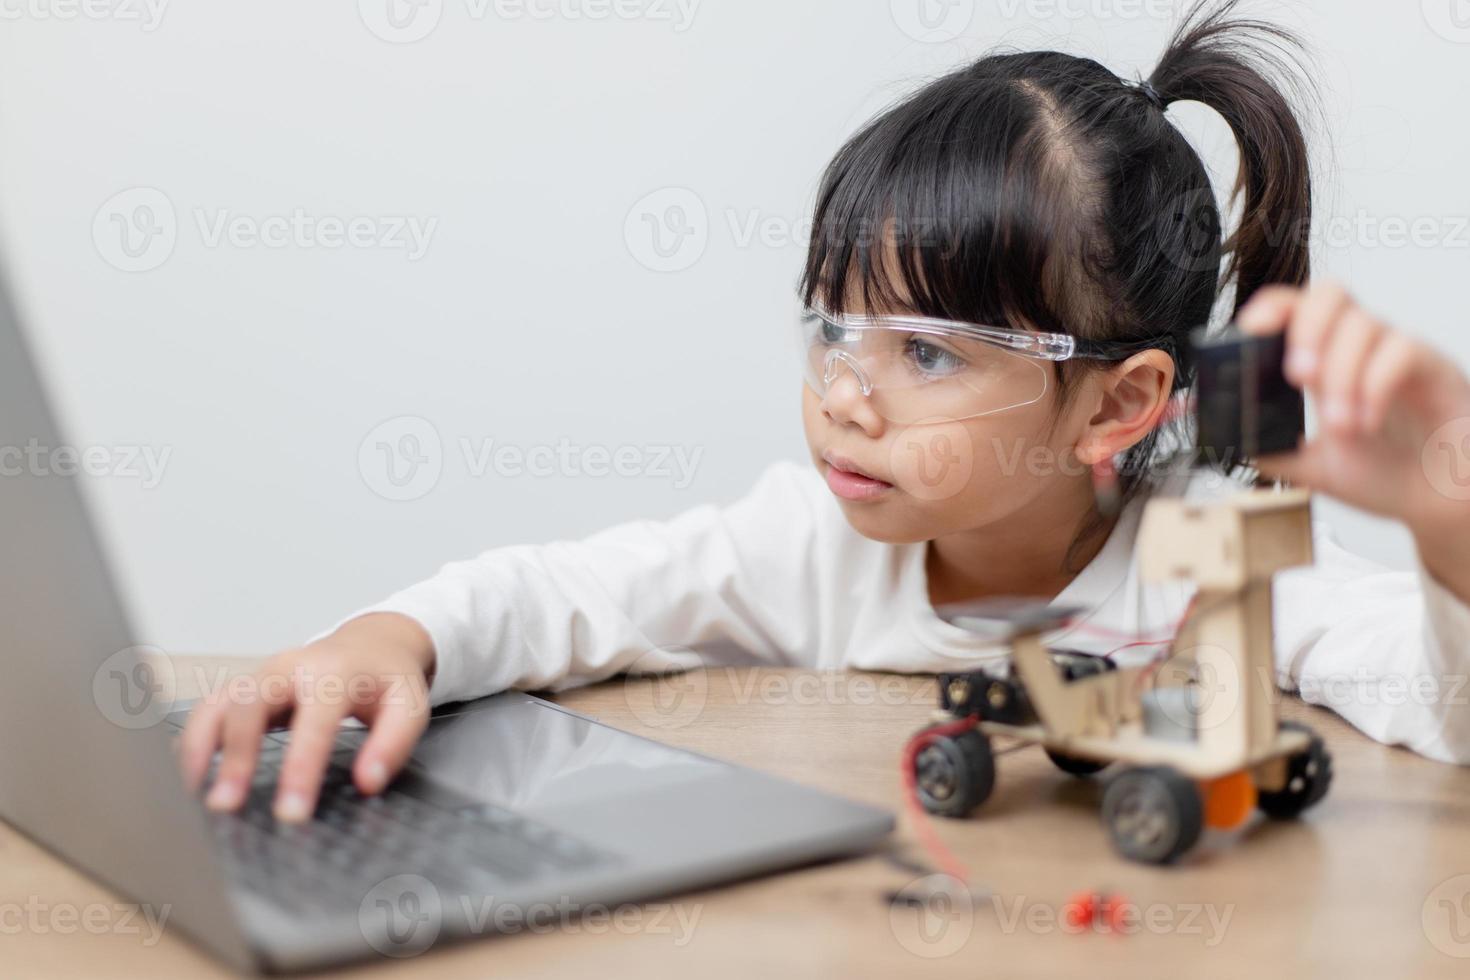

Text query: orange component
(1200, 770), (1257, 830)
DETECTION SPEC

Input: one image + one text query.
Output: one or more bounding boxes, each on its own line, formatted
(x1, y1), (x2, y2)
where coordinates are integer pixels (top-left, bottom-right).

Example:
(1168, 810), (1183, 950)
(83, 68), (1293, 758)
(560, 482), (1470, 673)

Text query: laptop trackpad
(334, 694), (725, 829)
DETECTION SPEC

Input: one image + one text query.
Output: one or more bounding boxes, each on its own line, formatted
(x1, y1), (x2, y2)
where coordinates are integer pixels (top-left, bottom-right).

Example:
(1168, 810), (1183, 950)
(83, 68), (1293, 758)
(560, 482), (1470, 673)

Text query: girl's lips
(823, 460), (894, 501)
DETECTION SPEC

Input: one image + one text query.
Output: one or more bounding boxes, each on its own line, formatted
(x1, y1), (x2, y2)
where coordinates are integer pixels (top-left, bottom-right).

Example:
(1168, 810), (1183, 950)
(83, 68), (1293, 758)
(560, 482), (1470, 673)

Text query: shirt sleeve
(330, 462), (825, 706)
(1273, 521), (1470, 764)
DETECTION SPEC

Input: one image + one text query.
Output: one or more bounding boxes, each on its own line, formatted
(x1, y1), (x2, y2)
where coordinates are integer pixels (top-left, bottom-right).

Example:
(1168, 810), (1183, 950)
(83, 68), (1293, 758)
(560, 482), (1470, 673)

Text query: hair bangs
(800, 76), (1077, 339)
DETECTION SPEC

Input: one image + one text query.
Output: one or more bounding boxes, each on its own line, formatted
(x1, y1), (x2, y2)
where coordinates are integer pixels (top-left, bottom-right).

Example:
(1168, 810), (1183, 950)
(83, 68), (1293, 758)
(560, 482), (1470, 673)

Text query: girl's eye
(905, 336), (967, 377)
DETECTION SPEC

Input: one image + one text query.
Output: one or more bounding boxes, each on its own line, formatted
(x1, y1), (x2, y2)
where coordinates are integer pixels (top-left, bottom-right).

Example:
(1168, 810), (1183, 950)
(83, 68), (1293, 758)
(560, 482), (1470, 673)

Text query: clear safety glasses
(796, 305), (1117, 425)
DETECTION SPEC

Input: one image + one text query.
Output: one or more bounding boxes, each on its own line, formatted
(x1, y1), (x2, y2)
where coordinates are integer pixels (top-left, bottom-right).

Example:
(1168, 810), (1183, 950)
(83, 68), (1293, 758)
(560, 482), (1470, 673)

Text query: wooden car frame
(907, 489), (1333, 864)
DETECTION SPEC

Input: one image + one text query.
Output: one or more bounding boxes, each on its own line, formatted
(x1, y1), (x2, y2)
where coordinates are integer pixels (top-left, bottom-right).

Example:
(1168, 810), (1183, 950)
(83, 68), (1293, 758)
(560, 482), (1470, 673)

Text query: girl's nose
(820, 352), (885, 434)
(823, 349), (873, 394)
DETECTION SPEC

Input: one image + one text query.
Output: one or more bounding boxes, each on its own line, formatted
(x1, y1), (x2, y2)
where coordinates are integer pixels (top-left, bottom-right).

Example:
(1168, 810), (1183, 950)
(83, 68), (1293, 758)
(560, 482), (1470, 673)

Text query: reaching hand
(179, 613), (435, 823)
(1238, 282), (1470, 600)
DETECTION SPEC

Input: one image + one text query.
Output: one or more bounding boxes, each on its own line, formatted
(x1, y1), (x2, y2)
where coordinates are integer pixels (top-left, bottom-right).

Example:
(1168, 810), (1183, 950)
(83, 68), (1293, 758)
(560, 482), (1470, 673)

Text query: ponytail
(798, 0), (1318, 539)
(1148, 0), (1314, 313)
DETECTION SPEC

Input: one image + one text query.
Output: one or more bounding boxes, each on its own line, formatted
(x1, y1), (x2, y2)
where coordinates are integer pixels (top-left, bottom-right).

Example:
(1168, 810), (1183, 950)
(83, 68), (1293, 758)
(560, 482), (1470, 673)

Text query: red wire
(899, 394), (1210, 885)
(1101, 637), (1173, 657)
(1058, 592), (1201, 660)
(901, 508), (1206, 885)
(1063, 620), (1173, 646)
(900, 715), (979, 885)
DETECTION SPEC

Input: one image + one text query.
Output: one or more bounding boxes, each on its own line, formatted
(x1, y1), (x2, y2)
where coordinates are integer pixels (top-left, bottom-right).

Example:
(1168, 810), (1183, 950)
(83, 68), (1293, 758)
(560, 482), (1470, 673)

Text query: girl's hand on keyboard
(179, 612), (436, 823)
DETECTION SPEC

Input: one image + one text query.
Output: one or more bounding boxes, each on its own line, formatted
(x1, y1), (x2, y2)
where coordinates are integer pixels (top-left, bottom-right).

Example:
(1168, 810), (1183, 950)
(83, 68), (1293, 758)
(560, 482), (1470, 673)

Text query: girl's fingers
(1281, 280), (1353, 386)
(1317, 308), (1383, 434)
(275, 697), (351, 823)
(1255, 438), (1328, 489)
(1358, 331), (1419, 435)
(207, 693), (275, 812)
(1236, 285), (1300, 337)
(179, 695), (229, 792)
(353, 696), (431, 797)
(1252, 452), (1298, 484)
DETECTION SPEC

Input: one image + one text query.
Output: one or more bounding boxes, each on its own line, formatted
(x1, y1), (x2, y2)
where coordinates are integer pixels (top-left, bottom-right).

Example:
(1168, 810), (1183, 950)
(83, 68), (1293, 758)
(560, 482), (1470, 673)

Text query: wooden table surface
(4, 661), (1470, 977)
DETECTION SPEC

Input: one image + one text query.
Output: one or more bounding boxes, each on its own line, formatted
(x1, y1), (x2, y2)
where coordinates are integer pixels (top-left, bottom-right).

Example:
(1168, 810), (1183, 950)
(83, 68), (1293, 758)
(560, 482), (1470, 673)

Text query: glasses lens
(796, 310), (1049, 423)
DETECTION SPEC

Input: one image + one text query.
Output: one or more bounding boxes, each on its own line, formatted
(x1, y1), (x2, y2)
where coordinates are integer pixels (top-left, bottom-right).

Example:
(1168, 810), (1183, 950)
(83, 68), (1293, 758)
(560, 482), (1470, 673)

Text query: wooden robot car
(906, 488), (1332, 864)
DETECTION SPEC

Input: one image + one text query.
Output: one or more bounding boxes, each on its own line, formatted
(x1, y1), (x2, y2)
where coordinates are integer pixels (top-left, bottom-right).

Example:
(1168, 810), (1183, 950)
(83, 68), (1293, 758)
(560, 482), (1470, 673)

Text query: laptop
(0, 272), (894, 972)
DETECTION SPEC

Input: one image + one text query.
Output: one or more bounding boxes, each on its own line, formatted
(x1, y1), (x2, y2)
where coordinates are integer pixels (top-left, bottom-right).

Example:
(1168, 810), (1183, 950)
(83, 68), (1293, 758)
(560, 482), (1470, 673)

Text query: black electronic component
(935, 652), (1110, 727)
(937, 670), (1037, 725)
(1191, 326), (1305, 466)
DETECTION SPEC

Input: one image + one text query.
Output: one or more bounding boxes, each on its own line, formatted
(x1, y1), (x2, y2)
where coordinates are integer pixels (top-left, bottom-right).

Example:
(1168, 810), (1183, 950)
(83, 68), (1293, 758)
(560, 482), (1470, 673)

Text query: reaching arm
(1274, 521), (1470, 764)
(183, 462), (832, 821)
(337, 461), (828, 705)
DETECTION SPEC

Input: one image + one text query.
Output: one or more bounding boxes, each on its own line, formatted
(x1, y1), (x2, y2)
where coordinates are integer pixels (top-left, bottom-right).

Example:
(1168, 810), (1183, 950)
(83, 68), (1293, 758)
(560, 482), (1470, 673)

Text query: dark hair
(799, 1), (1314, 557)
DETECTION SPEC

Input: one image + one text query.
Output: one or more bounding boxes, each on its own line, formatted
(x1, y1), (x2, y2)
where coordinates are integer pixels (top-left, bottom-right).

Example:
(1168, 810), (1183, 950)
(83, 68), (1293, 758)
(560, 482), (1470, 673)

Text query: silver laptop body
(0, 273), (894, 972)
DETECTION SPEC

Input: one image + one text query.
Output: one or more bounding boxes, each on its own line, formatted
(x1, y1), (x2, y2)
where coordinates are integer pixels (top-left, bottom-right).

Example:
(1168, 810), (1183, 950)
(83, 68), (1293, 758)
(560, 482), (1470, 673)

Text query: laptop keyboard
(205, 744), (613, 915)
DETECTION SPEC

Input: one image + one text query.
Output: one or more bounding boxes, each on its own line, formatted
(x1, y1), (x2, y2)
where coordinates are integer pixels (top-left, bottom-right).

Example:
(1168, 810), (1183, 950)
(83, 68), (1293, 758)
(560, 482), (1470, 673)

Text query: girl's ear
(1074, 350), (1175, 466)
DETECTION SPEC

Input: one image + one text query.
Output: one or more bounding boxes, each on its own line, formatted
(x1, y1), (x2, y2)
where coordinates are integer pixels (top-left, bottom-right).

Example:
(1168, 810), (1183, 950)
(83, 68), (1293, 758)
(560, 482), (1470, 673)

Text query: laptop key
(210, 767), (616, 915)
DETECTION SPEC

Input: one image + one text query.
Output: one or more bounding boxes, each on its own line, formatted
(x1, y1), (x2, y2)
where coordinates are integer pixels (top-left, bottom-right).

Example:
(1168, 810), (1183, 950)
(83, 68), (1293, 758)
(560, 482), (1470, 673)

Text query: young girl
(185, 2), (1470, 823)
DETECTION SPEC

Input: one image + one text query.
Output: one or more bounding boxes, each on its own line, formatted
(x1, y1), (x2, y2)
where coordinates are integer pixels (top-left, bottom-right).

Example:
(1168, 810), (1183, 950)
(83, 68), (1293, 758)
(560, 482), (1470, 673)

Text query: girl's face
(800, 361), (1099, 544)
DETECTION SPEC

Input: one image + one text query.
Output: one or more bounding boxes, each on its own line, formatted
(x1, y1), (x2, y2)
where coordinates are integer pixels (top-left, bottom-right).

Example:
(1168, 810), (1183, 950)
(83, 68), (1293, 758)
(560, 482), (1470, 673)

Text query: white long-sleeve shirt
(347, 461), (1470, 765)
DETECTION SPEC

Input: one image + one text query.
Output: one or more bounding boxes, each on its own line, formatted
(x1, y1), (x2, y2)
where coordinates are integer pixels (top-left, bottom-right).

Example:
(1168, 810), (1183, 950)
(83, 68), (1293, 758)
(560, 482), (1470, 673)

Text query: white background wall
(0, 1), (1465, 654)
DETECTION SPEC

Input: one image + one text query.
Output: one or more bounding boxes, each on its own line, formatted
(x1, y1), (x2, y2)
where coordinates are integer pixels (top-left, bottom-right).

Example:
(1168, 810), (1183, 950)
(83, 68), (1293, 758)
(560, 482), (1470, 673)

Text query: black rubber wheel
(912, 729), (995, 819)
(1101, 766), (1204, 864)
(1045, 747), (1110, 777)
(1258, 721), (1333, 819)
